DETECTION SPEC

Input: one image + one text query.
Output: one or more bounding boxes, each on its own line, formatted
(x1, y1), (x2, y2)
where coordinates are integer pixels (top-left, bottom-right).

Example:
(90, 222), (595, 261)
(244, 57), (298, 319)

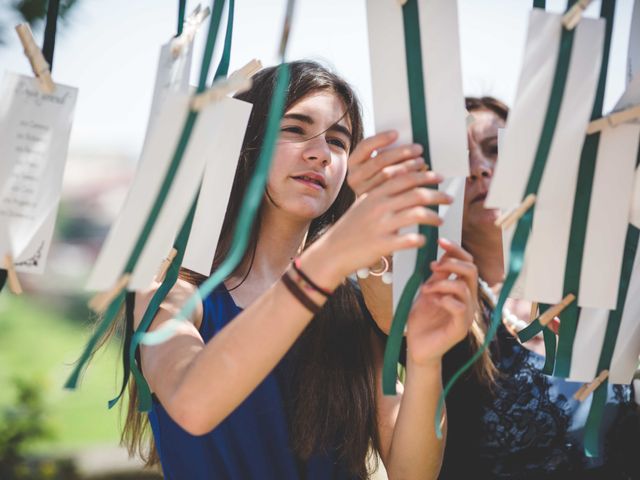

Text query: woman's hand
(347, 130), (428, 197)
(305, 165), (451, 286)
(406, 238), (478, 368)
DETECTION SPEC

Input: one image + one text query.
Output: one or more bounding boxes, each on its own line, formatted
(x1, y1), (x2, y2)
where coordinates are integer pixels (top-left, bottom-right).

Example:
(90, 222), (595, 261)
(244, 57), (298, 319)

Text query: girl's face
(266, 91), (352, 222)
(462, 108), (505, 236)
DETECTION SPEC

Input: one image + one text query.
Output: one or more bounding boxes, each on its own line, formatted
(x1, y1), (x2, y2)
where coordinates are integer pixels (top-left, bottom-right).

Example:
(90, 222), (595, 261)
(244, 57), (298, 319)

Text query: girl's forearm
(385, 359), (446, 480)
(163, 241), (344, 435)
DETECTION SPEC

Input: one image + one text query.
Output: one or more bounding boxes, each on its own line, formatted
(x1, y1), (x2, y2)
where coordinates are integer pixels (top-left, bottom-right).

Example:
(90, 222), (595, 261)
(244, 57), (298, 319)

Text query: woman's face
(267, 90), (352, 222)
(462, 108), (505, 236)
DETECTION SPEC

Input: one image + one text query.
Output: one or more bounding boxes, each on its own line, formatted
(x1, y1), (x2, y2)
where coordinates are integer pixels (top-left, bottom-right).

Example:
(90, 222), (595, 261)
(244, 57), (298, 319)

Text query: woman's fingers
(348, 130), (399, 167)
(369, 170), (443, 200)
(430, 258), (478, 296)
(421, 279), (471, 304)
(353, 157), (426, 195)
(350, 144), (423, 186)
(385, 185), (452, 213)
(436, 238), (473, 263)
(385, 206), (442, 232)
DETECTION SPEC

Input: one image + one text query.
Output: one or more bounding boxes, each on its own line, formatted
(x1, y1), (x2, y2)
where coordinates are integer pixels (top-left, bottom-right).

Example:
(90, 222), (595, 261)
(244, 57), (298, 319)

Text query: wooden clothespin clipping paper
(0, 42), (78, 278)
(15, 23), (55, 94)
(3, 255), (23, 294)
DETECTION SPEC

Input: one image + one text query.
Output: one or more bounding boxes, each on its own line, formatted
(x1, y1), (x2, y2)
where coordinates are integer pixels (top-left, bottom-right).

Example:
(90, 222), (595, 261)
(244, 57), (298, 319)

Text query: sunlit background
(0, 0), (634, 478)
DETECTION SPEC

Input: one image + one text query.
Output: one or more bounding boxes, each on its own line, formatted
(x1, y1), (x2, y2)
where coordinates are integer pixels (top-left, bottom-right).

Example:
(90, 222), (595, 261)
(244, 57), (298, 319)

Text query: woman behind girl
(120, 61), (478, 479)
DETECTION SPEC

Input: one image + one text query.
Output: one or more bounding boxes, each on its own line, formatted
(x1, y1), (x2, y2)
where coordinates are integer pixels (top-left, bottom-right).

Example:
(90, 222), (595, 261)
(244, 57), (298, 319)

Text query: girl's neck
(226, 205), (310, 306)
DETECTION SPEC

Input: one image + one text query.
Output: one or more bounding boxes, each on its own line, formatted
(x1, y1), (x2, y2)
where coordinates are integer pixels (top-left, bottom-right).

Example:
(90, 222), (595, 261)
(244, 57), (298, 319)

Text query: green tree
(1, 0), (80, 45)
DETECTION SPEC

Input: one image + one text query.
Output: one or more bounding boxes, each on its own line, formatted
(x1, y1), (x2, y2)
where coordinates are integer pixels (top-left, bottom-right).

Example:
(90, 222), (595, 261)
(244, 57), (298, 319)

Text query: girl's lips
(472, 192), (487, 204)
(292, 176), (324, 191)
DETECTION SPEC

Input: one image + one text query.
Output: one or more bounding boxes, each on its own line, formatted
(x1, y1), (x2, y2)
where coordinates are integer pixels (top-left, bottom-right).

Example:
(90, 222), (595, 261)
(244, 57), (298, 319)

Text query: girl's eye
(328, 138), (347, 150)
(281, 125), (304, 135)
(485, 144), (498, 156)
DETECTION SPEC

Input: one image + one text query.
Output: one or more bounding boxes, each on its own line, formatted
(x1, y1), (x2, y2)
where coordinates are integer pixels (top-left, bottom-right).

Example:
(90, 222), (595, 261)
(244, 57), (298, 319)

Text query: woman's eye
(281, 126), (304, 135)
(328, 138), (347, 150)
(486, 144), (498, 156)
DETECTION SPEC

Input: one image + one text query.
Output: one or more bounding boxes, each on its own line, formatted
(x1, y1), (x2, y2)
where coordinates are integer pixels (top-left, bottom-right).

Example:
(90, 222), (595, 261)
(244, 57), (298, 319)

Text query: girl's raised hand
(347, 130), (429, 197)
(405, 239), (478, 368)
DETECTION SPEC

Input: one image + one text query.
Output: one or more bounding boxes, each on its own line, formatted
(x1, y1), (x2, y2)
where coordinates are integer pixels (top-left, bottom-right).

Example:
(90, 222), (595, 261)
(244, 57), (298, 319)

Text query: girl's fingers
(385, 232), (427, 253)
(421, 279), (470, 304)
(437, 238), (473, 263)
(352, 145), (424, 185)
(353, 157), (426, 195)
(430, 258), (478, 295)
(348, 130), (399, 167)
(386, 185), (452, 213)
(371, 170), (443, 198)
(385, 206), (443, 232)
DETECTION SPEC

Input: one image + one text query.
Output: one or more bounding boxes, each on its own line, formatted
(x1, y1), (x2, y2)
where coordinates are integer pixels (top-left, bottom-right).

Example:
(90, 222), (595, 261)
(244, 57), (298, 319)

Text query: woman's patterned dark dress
(439, 298), (640, 480)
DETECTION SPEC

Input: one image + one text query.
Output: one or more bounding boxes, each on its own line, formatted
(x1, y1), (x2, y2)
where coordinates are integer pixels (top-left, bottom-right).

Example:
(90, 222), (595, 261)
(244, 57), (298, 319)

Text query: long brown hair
(124, 61), (379, 478)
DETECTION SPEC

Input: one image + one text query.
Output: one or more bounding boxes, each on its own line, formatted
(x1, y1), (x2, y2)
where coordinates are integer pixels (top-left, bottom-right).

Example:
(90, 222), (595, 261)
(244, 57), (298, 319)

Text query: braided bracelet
(281, 270), (321, 315)
(292, 257), (333, 297)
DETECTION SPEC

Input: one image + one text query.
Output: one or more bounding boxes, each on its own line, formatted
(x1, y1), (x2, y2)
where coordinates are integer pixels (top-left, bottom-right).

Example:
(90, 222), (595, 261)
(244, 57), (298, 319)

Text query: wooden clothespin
(562, 0), (592, 30)
(529, 301), (539, 323)
(586, 104), (640, 135)
(574, 369), (609, 402)
(191, 59), (263, 111)
(15, 23), (55, 94)
(171, 5), (211, 57)
(4, 254), (23, 295)
(156, 248), (178, 283)
(88, 274), (130, 313)
(538, 293), (575, 326)
(495, 194), (536, 230)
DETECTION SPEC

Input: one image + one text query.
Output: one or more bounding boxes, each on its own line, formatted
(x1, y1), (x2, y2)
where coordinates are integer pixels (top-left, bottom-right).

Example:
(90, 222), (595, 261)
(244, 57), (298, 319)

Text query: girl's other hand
(405, 239), (478, 368)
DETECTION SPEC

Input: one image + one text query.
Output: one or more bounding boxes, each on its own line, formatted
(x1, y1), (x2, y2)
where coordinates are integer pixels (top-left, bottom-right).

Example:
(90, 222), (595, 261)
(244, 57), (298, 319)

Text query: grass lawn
(0, 291), (125, 453)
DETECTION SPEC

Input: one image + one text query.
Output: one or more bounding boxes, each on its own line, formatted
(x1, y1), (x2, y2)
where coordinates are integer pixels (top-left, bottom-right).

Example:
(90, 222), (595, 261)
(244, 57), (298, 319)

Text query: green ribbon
(107, 0), (237, 410)
(584, 224), (639, 456)
(533, 0), (546, 9)
(176, 0), (187, 36)
(381, 0), (439, 396)
(555, 0), (616, 378)
(434, 15), (577, 438)
(65, 0), (228, 391)
(175, 63), (291, 322)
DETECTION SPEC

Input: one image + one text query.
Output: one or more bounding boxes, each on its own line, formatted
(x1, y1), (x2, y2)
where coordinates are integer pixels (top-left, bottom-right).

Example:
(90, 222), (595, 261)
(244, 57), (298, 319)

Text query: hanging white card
(522, 17), (605, 304)
(579, 124), (640, 309)
(0, 72), (77, 274)
(366, 0), (467, 309)
(628, 0), (640, 86)
(417, 0), (468, 178)
(182, 97), (252, 275)
(366, 0), (415, 310)
(568, 307), (609, 383)
(143, 40), (194, 150)
(129, 97), (252, 290)
(437, 176), (464, 258)
(631, 166), (640, 228)
(609, 243), (640, 384)
(87, 93), (191, 291)
(486, 10), (560, 210)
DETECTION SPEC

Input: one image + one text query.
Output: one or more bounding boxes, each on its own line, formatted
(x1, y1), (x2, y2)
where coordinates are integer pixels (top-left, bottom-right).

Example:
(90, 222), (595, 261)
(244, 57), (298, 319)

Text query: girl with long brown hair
(125, 60), (479, 479)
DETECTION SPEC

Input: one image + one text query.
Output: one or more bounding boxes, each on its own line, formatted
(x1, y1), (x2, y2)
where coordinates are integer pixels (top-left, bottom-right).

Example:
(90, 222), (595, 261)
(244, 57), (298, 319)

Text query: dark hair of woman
(123, 60), (379, 478)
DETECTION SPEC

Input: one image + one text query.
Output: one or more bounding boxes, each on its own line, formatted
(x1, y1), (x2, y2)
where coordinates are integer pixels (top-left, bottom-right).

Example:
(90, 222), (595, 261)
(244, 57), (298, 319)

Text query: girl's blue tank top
(148, 285), (355, 480)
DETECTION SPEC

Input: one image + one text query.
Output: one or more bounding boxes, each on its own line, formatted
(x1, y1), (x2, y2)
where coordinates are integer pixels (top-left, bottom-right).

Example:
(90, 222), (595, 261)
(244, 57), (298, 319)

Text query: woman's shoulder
(134, 277), (204, 331)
